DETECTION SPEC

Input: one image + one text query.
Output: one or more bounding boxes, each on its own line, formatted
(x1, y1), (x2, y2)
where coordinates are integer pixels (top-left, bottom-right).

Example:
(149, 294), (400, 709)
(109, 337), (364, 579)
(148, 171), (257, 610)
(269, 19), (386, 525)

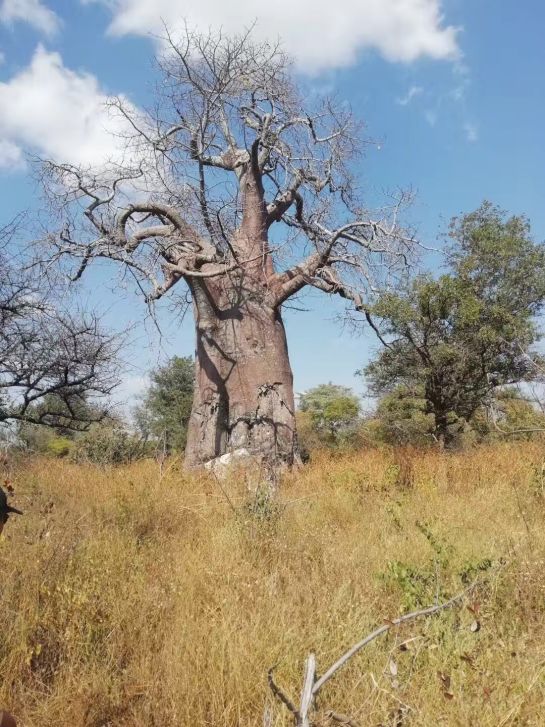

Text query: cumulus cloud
(0, 0), (61, 36)
(0, 45), (131, 169)
(84, 0), (460, 72)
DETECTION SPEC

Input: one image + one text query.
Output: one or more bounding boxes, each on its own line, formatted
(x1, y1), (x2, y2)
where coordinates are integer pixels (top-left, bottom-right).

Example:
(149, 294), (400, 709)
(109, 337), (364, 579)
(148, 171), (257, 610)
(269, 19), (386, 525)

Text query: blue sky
(1, 0), (544, 408)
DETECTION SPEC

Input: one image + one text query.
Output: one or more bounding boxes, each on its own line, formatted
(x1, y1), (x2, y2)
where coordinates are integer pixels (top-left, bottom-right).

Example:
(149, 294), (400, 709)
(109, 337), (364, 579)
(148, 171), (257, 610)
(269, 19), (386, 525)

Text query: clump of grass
(1, 443), (545, 725)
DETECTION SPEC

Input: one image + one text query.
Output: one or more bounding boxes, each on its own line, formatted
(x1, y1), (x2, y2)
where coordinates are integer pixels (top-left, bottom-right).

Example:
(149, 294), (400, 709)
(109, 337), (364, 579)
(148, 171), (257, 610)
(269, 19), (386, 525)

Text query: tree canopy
(363, 203), (545, 447)
(135, 356), (194, 453)
(299, 383), (360, 432)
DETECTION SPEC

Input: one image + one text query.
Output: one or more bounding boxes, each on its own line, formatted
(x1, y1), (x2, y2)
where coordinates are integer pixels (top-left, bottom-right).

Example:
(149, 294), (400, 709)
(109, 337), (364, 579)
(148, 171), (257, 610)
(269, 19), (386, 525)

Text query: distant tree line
(18, 356), (195, 465)
(293, 203), (545, 455)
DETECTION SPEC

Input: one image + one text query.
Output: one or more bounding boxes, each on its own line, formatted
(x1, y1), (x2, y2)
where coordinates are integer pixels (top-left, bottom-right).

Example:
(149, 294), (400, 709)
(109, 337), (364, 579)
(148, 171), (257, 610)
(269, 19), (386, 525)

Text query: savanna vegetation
(2, 24), (545, 727)
(1, 444), (545, 725)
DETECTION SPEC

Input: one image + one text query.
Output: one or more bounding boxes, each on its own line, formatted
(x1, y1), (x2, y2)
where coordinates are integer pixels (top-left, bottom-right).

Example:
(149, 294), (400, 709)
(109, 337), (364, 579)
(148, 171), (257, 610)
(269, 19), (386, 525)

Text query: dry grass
(1, 443), (545, 726)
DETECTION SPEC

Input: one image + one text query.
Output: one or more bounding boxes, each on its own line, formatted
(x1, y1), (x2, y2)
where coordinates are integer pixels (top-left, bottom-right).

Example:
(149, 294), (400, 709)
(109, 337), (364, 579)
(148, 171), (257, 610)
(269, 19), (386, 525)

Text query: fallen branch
(313, 590), (468, 694)
(268, 667), (299, 719)
(268, 584), (477, 726)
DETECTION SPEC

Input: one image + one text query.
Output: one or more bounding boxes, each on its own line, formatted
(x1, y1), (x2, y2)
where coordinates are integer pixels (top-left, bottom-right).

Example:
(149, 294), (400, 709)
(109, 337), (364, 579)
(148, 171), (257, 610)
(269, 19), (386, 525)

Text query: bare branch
(268, 583), (477, 726)
(267, 668), (299, 719)
(0, 221), (120, 431)
(312, 587), (474, 695)
(36, 28), (417, 314)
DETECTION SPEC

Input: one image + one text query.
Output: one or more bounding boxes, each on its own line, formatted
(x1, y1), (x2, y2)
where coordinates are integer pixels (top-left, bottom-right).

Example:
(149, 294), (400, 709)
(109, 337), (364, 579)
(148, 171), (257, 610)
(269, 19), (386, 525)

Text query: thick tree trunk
(434, 411), (450, 450)
(184, 162), (298, 469)
(184, 276), (297, 468)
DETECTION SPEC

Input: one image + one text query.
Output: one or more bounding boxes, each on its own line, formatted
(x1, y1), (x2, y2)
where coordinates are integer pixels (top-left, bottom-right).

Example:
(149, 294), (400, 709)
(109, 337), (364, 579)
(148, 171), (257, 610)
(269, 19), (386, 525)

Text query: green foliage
(367, 385), (436, 446)
(17, 423), (57, 453)
(46, 437), (74, 458)
(364, 203), (545, 447)
(17, 395), (148, 464)
(134, 356), (194, 453)
(17, 423), (76, 457)
(298, 383), (361, 453)
(300, 383), (360, 423)
(381, 559), (440, 610)
(458, 556), (494, 586)
(369, 386), (545, 448)
(381, 520), (494, 610)
(16, 394), (110, 457)
(472, 389), (545, 441)
(71, 423), (148, 466)
(28, 394), (104, 436)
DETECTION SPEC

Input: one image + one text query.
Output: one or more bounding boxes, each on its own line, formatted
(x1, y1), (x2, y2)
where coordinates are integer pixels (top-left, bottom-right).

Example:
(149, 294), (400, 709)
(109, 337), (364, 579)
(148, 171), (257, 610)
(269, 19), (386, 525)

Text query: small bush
(71, 424), (148, 466)
(46, 436), (74, 458)
(17, 424), (57, 454)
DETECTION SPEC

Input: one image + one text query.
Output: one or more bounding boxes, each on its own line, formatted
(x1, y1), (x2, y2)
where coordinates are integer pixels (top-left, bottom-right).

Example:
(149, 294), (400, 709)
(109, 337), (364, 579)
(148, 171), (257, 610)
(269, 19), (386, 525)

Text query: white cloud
(463, 122), (478, 142)
(0, 0), (61, 36)
(0, 139), (24, 168)
(0, 45), (132, 169)
(84, 0), (460, 72)
(396, 85), (424, 106)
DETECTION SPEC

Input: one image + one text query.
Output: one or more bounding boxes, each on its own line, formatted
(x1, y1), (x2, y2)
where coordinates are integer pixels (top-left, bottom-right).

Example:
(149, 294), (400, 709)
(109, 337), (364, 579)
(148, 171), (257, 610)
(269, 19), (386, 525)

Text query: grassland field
(1, 443), (545, 726)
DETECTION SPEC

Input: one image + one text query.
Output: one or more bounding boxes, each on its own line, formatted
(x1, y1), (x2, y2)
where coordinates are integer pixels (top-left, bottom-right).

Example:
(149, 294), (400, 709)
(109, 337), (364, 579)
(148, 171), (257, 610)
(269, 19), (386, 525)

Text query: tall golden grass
(1, 443), (544, 726)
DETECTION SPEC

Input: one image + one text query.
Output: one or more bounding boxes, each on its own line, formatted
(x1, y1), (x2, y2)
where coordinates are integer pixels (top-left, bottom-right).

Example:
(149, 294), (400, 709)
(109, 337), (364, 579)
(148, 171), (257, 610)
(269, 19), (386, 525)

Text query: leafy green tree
(363, 203), (545, 448)
(367, 385), (436, 446)
(300, 384), (360, 430)
(472, 389), (545, 442)
(135, 356), (194, 453)
(298, 383), (361, 452)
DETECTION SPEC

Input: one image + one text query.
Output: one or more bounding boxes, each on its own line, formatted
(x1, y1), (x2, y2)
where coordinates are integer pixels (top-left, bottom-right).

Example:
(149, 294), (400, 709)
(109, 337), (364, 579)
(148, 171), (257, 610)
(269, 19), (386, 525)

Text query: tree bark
(183, 159), (299, 469)
(184, 272), (297, 468)
(434, 411), (450, 450)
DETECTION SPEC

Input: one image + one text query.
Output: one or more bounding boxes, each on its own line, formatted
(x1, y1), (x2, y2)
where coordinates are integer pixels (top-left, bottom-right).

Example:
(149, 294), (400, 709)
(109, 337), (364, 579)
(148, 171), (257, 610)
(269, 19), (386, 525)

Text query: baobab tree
(40, 27), (415, 468)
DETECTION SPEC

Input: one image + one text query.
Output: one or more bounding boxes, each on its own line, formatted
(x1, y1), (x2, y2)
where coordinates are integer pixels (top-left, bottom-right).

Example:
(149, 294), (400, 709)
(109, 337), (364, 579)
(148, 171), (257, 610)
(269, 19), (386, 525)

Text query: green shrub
(46, 437), (74, 458)
(71, 424), (148, 466)
(297, 384), (362, 457)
